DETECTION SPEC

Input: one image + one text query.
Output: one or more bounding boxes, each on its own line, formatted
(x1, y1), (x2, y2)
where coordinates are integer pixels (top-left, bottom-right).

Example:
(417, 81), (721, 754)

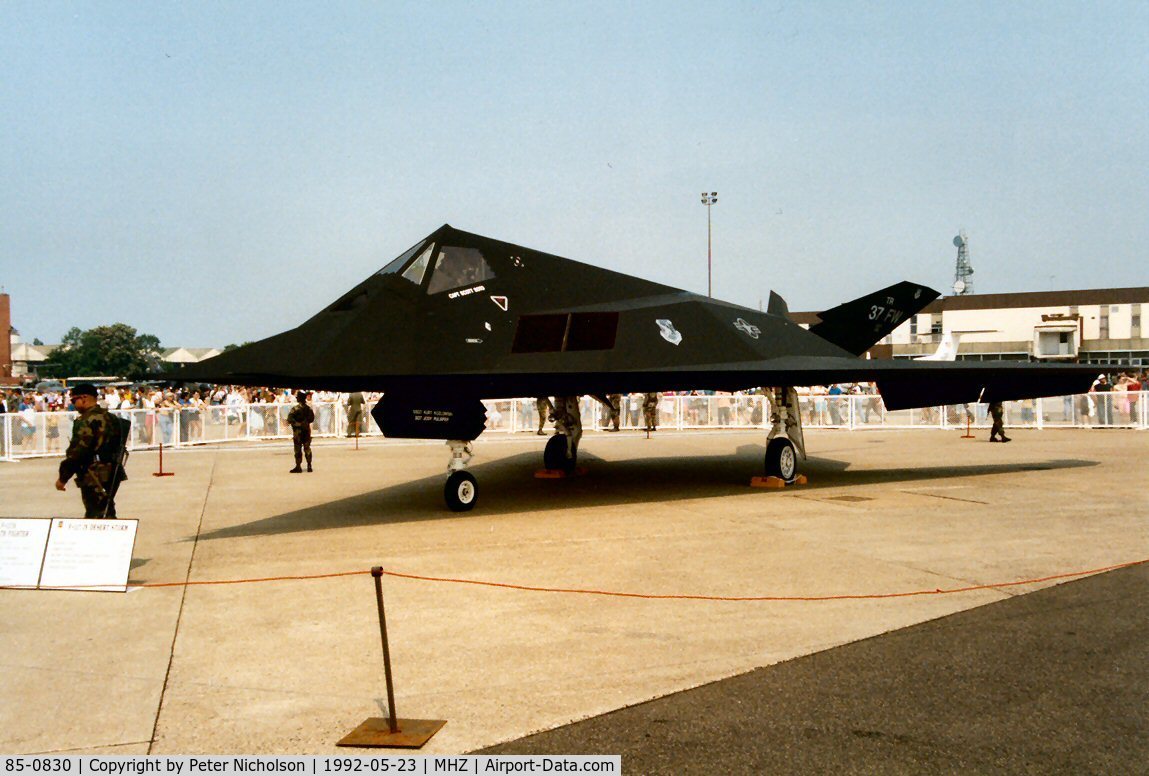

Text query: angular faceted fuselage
(195, 224), (852, 399)
(184, 224), (1100, 421)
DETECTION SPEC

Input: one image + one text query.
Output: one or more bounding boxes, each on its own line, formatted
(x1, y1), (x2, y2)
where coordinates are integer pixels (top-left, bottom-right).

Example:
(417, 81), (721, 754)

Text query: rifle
(100, 414), (132, 519)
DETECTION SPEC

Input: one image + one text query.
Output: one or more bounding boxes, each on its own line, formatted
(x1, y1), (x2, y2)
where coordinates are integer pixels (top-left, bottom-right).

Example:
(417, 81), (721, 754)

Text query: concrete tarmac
(1, 428), (1145, 763)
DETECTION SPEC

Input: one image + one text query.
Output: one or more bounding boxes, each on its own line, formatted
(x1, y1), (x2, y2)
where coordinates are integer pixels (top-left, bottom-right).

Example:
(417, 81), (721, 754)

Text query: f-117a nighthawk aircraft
(180, 224), (1098, 511)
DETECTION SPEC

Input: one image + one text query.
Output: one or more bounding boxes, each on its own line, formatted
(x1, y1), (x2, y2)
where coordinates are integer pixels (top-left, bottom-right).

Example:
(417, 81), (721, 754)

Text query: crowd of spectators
(2, 372), (1146, 452)
(0, 384), (381, 451)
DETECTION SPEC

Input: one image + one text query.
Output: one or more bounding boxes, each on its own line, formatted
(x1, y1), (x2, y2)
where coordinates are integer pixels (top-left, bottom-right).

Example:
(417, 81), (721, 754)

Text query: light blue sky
(3, 2), (1146, 347)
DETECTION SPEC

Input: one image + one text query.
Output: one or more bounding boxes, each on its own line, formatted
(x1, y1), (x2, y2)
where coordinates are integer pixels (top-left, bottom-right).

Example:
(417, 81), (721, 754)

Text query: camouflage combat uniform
(535, 397), (553, 435)
(59, 405), (128, 518)
(346, 391), (366, 437)
(287, 398), (316, 471)
(606, 394), (622, 431)
(988, 401), (1010, 442)
(643, 392), (660, 431)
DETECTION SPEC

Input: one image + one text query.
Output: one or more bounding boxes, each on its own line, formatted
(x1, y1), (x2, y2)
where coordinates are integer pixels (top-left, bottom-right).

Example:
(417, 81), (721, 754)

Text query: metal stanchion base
(338, 717), (446, 748)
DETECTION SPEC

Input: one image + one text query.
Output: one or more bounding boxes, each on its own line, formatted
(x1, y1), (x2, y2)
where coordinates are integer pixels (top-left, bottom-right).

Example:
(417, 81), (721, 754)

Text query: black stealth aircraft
(181, 224), (1098, 510)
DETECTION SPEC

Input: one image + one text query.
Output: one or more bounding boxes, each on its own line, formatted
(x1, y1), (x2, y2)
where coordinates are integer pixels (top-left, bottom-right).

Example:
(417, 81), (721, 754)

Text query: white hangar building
(880, 287), (1148, 366)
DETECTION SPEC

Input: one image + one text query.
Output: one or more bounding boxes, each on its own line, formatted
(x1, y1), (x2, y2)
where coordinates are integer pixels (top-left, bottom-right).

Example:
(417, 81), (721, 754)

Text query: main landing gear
(764, 436), (799, 482)
(544, 434), (574, 472)
(756, 386), (807, 487)
(540, 395), (583, 474)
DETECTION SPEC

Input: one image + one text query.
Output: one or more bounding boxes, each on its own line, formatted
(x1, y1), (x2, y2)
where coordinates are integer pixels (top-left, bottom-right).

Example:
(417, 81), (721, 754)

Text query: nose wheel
(444, 470), (478, 512)
(443, 440), (478, 511)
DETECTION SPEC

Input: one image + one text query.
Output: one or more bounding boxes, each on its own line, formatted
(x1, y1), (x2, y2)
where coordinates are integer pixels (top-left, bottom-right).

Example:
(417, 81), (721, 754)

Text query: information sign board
(38, 519), (139, 592)
(0, 518), (52, 588)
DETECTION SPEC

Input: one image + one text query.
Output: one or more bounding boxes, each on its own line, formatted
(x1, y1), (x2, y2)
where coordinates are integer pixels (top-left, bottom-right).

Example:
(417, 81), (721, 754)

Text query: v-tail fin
(766, 290), (790, 317)
(807, 281), (940, 356)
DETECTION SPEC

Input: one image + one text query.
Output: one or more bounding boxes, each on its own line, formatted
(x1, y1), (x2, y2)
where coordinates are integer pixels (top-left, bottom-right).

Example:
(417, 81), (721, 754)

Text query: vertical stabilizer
(766, 291), (790, 317)
(807, 281), (940, 356)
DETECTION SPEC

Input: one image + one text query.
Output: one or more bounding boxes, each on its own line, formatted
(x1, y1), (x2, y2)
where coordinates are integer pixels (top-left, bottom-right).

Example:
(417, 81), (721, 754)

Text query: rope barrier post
(337, 567), (446, 749)
(375, 567), (398, 734)
(960, 408), (976, 439)
(153, 441), (175, 477)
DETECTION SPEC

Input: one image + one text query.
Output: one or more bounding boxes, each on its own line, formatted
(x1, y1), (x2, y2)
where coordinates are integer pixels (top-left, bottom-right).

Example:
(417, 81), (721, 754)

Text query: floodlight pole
(700, 192), (718, 297)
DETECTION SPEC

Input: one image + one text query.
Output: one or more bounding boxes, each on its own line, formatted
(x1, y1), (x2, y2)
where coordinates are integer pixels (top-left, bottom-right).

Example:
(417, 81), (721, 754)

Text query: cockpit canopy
(327, 237), (498, 313)
(379, 240), (495, 294)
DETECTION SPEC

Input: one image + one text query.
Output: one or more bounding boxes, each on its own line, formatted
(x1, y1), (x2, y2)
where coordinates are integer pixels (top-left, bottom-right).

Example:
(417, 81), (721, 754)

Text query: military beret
(71, 383), (99, 398)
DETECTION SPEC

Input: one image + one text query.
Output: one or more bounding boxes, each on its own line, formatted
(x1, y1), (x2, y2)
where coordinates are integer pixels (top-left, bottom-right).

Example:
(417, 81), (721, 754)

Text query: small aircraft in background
(914, 330), (998, 361)
(180, 225), (1098, 511)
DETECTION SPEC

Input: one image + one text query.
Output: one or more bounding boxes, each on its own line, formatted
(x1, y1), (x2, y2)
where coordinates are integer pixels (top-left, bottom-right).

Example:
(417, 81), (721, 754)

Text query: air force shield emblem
(734, 318), (761, 339)
(656, 319), (683, 345)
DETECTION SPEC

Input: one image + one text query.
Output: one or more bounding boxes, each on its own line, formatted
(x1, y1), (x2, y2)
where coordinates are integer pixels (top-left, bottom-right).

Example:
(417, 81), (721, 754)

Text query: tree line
(36, 323), (163, 380)
(35, 324), (243, 381)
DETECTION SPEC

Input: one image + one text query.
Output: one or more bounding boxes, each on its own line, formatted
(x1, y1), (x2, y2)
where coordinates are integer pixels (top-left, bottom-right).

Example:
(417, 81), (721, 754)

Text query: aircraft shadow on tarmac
(191, 445), (1098, 541)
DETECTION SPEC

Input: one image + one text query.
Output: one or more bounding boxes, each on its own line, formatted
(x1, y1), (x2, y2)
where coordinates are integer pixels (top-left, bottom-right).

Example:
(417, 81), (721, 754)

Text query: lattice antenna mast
(952, 230), (973, 295)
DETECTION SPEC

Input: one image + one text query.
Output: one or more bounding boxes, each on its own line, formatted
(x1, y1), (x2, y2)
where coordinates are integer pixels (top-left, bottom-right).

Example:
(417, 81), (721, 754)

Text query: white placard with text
(0, 518), (52, 588)
(38, 519), (139, 592)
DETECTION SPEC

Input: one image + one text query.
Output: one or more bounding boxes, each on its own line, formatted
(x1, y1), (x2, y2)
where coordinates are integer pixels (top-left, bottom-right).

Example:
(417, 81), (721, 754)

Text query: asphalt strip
(479, 563), (1149, 775)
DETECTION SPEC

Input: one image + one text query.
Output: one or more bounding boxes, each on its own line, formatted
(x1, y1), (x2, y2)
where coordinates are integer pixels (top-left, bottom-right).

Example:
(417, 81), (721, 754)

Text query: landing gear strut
(763, 387), (806, 485)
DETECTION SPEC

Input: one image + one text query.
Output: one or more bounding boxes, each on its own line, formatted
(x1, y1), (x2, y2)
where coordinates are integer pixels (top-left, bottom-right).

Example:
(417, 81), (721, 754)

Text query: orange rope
(136, 569), (370, 588)
(378, 559), (1149, 601)
(4, 570), (371, 592)
(10, 559), (1145, 599)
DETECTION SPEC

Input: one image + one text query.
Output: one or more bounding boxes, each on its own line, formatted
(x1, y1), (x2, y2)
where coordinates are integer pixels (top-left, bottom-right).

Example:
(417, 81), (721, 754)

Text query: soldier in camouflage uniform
(345, 391), (366, 437)
(535, 397), (553, 435)
(55, 383), (129, 518)
(287, 390), (316, 472)
(606, 394), (622, 431)
(988, 401), (1010, 443)
(643, 392), (660, 432)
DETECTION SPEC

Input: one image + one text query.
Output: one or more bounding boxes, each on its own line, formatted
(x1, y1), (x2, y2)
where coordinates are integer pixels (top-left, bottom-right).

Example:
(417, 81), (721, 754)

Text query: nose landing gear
(444, 440), (477, 511)
(444, 470), (478, 511)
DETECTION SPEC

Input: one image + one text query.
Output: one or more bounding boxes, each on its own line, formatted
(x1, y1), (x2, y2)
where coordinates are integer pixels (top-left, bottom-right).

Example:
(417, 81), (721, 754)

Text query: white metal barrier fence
(2, 392), (1145, 461)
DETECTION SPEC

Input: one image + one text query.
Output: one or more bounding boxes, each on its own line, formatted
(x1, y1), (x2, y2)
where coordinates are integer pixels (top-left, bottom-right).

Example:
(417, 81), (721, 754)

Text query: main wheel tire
(543, 433), (574, 471)
(765, 437), (798, 483)
(444, 470), (478, 512)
